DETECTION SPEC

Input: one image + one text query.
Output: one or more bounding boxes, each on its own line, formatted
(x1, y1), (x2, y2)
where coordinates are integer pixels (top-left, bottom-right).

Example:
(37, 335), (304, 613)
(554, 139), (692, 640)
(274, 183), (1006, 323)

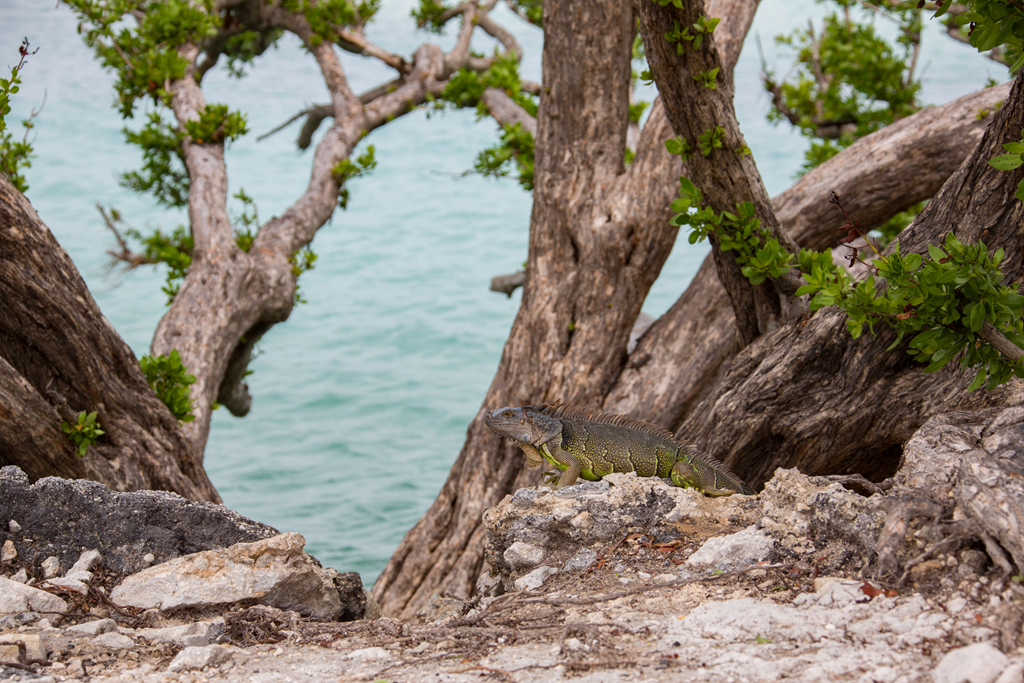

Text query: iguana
(484, 403), (754, 496)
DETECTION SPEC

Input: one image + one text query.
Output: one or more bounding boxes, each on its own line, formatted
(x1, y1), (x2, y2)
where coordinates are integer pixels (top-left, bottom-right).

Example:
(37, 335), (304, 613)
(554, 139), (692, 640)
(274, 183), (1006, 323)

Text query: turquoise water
(1, 1), (1001, 585)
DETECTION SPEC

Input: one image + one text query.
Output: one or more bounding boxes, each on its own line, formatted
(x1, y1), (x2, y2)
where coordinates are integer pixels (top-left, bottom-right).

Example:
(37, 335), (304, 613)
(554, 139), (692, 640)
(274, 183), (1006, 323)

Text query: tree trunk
(0, 176), (219, 501)
(373, 0), (1014, 619)
(679, 69), (1024, 488)
(604, 83), (1010, 427)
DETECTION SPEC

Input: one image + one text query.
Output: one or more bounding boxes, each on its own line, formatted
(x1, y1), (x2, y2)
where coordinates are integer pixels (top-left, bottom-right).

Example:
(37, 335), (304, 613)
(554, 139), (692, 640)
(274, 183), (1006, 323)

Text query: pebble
(168, 645), (235, 673)
(932, 642), (1009, 683)
(7, 521), (20, 533)
(1, 540), (16, 562)
(40, 557), (60, 579)
(67, 618), (118, 636)
(91, 631), (136, 649)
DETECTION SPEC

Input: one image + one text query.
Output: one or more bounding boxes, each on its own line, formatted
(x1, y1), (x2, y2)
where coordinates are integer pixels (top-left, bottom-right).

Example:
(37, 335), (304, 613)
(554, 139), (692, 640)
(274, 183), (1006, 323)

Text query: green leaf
(968, 367), (987, 392)
(969, 302), (985, 332)
(988, 154), (1024, 171)
(1003, 143), (1024, 154)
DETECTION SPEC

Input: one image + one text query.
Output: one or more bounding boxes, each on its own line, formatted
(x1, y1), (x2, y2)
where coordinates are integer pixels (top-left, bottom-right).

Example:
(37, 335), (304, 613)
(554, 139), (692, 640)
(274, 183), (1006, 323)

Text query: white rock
(995, 662), (1024, 683)
(562, 548), (598, 572)
(63, 570), (93, 583)
(0, 633), (46, 661)
(932, 642), (1009, 683)
(44, 577), (89, 595)
(66, 658), (86, 677)
(69, 550), (102, 574)
(67, 618), (118, 636)
(0, 576), (68, 615)
(343, 646), (393, 663)
(7, 520), (20, 533)
(10, 568), (27, 584)
(40, 557), (60, 579)
(1, 540), (16, 562)
(136, 619), (224, 646)
(946, 596), (968, 614)
(514, 566), (558, 592)
(167, 644), (235, 672)
(686, 525), (774, 569)
(91, 631), (135, 649)
(503, 541), (545, 570)
(110, 533), (345, 619)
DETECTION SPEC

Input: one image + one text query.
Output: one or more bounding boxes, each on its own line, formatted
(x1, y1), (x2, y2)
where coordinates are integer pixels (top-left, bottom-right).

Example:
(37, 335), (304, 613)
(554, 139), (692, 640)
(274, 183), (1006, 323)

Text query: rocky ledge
(1, 406), (1023, 682)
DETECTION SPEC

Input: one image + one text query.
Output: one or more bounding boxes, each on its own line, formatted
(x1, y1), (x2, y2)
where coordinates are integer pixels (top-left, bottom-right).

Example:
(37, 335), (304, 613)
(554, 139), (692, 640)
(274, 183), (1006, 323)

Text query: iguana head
(484, 406), (561, 446)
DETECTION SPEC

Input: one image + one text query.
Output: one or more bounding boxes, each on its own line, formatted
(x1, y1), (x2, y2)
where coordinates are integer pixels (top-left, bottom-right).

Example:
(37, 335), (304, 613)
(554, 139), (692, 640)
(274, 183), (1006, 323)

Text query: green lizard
(484, 403), (754, 496)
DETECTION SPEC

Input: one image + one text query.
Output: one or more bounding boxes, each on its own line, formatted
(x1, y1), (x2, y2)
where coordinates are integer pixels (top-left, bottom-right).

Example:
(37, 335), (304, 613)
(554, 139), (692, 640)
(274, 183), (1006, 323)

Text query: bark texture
(0, 177), (218, 501)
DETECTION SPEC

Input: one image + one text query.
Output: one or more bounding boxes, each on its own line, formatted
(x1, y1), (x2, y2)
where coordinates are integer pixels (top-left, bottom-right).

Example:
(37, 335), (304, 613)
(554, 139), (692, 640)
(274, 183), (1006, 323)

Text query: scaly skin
(483, 403), (754, 495)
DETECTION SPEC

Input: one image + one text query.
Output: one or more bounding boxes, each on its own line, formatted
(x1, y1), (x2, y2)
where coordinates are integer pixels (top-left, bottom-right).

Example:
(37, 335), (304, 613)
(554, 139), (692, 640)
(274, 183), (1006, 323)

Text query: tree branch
(98, 205), (155, 269)
(337, 29), (409, 73)
(481, 88), (536, 135)
(639, 0), (803, 348)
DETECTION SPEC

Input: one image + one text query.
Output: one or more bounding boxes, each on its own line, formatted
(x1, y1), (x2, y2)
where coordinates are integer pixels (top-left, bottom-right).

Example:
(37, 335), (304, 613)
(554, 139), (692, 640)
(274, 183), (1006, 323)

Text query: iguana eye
(504, 411), (513, 418)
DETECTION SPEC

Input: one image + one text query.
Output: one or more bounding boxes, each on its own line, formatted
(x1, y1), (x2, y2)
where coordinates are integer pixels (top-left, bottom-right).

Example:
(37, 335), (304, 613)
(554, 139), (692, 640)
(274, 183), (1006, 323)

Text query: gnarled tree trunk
(676, 68), (1024, 488)
(375, 0), (1020, 619)
(0, 176), (219, 501)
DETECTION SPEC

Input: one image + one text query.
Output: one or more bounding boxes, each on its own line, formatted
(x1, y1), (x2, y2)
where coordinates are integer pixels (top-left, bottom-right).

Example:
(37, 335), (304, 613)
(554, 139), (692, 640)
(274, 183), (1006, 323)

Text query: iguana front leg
(539, 440), (581, 490)
(519, 444), (544, 469)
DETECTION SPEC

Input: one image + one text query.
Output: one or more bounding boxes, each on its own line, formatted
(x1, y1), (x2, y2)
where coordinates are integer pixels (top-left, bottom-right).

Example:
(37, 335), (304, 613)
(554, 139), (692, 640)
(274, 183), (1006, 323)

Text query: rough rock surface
(0, 466), (278, 577)
(0, 578), (67, 616)
(483, 472), (761, 590)
(110, 533), (363, 621)
(954, 406), (1024, 571)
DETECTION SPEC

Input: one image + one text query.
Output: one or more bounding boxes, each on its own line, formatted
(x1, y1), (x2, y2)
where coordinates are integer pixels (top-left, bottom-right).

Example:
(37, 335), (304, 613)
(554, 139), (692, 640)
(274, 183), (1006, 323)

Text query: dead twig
(450, 664), (515, 681)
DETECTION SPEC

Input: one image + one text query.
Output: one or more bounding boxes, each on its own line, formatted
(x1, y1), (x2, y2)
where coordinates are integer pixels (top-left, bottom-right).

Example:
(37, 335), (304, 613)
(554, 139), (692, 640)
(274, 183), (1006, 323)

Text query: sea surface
(1, 0), (1002, 585)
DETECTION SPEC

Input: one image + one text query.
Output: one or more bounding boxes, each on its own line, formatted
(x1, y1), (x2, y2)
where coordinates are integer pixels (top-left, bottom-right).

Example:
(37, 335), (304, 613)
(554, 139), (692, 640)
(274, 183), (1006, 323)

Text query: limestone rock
(955, 406), (1024, 571)
(167, 644), (235, 673)
(759, 468), (886, 571)
(1, 540), (15, 562)
(66, 619), (118, 636)
(563, 548), (598, 573)
(514, 566), (558, 592)
(135, 619), (224, 647)
(343, 646), (392, 663)
(415, 594), (468, 625)
(686, 525), (774, 570)
(40, 557), (59, 580)
(90, 632), (135, 650)
(898, 410), (996, 491)
(0, 465), (278, 578)
(0, 633), (45, 661)
(109, 533), (359, 620)
(483, 473), (759, 590)
(932, 642), (1009, 683)
(0, 576), (68, 615)
(361, 589), (382, 621)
